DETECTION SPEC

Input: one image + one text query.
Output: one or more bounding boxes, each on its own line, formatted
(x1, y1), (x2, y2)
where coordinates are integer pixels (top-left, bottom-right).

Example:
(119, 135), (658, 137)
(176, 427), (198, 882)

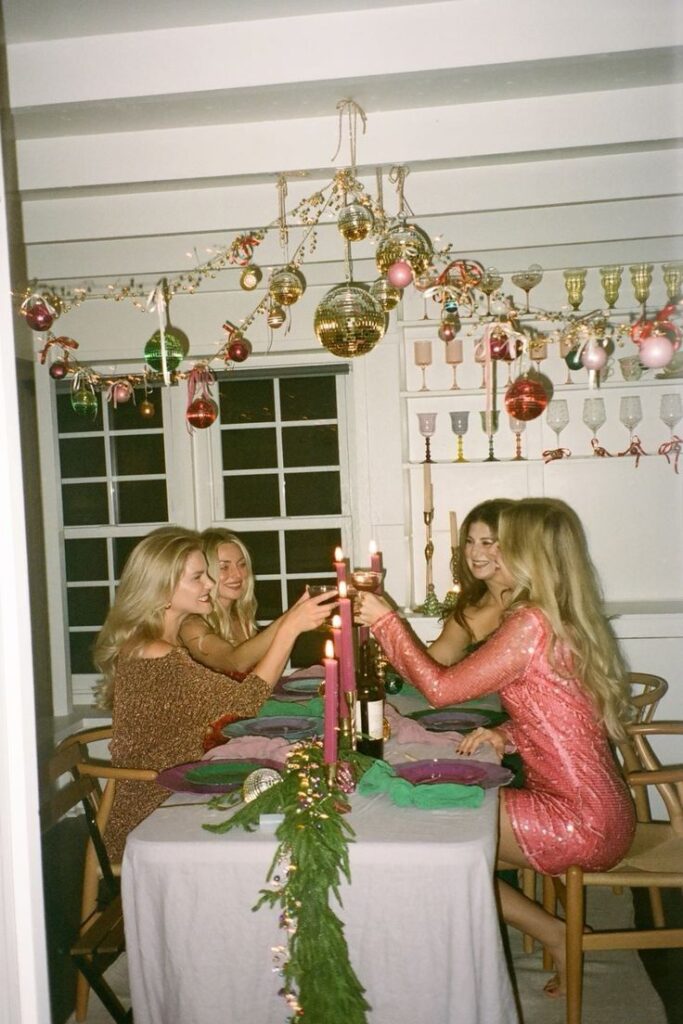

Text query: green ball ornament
(564, 348), (584, 371)
(71, 387), (98, 419)
(144, 327), (186, 374)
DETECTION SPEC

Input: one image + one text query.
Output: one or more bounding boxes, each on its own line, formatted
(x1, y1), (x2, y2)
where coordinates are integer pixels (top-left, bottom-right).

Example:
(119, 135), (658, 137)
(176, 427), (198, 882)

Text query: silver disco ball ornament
(375, 221), (433, 276)
(337, 202), (374, 242)
(314, 283), (386, 358)
(269, 268), (305, 306)
(370, 276), (402, 312)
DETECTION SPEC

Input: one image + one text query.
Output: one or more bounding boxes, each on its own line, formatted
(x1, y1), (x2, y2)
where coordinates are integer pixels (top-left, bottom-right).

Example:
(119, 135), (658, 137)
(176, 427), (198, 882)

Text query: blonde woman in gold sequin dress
(357, 498), (635, 996)
(94, 527), (332, 859)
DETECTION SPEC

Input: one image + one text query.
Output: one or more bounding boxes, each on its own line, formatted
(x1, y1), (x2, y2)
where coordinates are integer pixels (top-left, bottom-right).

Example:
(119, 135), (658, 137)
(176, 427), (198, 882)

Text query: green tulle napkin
(357, 759), (484, 809)
(260, 697), (324, 719)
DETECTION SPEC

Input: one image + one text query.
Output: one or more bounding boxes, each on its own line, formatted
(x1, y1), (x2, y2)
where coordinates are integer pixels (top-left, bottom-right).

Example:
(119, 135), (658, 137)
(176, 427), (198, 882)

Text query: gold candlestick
(415, 509), (442, 616)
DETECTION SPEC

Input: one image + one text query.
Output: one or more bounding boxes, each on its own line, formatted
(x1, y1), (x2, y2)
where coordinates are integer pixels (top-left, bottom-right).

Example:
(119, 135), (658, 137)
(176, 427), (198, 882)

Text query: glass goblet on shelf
(479, 410), (500, 463)
(583, 397), (607, 452)
(509, 416), (526, 461)
(511, 264), (543, 314)
(619, 396), (642, 442)
(413, 340), (433, 392)
(416, 412), (437, 463)
(444, 338), (463, 390)
(478, 266), (503, 316)
(660, 392), (683, 437)
(546, 399), (570, 444)
(449, 410), (469, 463)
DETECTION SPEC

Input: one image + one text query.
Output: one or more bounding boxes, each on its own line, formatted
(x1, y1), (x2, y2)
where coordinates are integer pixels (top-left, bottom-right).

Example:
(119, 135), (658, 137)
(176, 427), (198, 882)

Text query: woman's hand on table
(355, 591), (393, 627)
(458, 726), (506, 759)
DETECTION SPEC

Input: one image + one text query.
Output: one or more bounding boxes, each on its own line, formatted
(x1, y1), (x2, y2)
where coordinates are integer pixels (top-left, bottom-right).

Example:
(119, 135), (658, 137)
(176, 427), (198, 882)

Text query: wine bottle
(355, 640), (385, 759)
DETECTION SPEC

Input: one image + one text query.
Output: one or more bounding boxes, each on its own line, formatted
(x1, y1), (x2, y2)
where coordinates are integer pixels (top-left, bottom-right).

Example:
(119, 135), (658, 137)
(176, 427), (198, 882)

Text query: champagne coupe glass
(417, 412), (437, 462)
(478, 266), (503, 316)
(619, 396), (642, 442)
(449, 410), (469, 462)
(413, 340), (432, 392)
(509, 415), (526, 460)
(445, 338), (463, 390)
(583, 397), (606, 451)
(479, 410), (500, 462)
(660, 392), (683, 436)
(511, 264), (543, 314)
(546, 399), (569, 444)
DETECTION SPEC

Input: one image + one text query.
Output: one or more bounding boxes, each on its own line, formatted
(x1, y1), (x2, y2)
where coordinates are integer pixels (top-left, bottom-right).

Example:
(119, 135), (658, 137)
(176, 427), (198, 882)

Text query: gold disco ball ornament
(314, 283), (386, 358)
(370, 276), (402, 312)
(269, 267), (305, 306)
(337, 202), (374, 242)
(375, 220), (433, 276)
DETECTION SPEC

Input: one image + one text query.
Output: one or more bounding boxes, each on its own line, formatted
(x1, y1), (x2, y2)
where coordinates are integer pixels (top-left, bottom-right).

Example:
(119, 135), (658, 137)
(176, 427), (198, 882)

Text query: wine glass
(478, 266), (503, 315)
(546, 399), (569, 444)
(619, 396), (642, 442)
(509, 415), (526, 461)
(413, 340), (432, 391)
(530, 336), (548, 373)
(417, 412), (437, 462)
(479, 410), (500, 462)
(511, 264), (543, 313)
(449, 410), (469, 462)
(583, 397), (606, 450)
(444, 338), (463, 390)
(660, 393), (682, 436)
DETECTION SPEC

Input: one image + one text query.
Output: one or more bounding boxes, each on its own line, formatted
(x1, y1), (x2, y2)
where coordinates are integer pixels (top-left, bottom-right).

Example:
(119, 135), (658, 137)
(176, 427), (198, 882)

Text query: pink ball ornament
(504, 375), (549, 421)
(580, 344), (608, 371)
(186, 397), (218, 430)
(638, 333), (676, 369)
(112, 380), (133, 404)
(386, 261), (413, 289)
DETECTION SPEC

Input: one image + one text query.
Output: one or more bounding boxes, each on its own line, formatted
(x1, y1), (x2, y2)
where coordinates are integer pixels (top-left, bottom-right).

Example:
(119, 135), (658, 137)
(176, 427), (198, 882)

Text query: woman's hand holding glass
(354, 590), (393, 627)
(284, 588), (338, 634)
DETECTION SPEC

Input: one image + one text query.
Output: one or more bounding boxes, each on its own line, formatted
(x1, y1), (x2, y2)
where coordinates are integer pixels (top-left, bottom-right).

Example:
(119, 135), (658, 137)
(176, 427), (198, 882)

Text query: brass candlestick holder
(440, 546), (461, 615)
(414, 509), (442, 616)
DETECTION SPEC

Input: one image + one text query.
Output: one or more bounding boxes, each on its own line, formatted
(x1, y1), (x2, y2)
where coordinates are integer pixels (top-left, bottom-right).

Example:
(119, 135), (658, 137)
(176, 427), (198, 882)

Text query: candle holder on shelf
(414, 509), (442, 616)
(440, 546), (462, 615)
(417, 412), (437, 462)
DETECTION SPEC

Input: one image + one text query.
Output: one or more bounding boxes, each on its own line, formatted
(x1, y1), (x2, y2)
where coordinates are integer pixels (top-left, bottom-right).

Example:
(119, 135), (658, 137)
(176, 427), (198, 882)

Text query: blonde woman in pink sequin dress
(357, 498), (635, 996)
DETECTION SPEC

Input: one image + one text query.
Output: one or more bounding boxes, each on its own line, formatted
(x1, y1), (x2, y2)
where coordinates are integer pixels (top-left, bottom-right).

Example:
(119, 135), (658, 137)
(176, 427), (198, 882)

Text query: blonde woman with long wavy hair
(357, 497), (635, 998)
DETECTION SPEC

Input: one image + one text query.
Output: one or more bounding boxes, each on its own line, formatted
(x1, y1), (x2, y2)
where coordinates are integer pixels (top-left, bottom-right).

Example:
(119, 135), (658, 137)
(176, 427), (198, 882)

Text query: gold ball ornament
(314, 283), (386, 358)
(375, 221), (433, 277)
(240, 264), (262, 291)
(269, 268), (305, 306)
(267, 304), (286, 329)
(337, 202), (374, 242)
(369, 277), (402, 312)
(139, 399), (156, 419)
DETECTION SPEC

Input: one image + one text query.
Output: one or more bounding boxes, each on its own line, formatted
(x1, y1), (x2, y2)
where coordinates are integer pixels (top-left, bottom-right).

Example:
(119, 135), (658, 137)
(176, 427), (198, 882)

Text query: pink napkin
(283, 664), (325, 680)
(201, 736), (289, 765)
(385, 705), (499, 766)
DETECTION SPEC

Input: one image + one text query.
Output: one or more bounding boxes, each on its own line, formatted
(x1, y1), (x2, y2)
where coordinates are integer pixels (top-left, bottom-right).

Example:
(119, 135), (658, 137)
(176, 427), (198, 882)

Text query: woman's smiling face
(216, 542), (249, 607)
(464, 521), (513, 588)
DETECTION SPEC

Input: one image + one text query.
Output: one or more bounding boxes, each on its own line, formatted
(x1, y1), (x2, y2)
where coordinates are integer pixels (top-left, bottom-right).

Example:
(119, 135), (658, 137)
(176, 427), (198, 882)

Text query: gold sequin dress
(372, 606), (635, 875)
(105, 646), (273, 861)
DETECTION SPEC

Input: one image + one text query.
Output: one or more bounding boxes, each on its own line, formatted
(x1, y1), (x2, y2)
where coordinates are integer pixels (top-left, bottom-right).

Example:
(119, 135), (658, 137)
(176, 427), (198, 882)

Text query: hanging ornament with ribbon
(186, 364), (218, 431)
(105, 379), (135, 407)
(21, 292), (60, 332)
(145, 280), (187, 384)
(70, 371), (99, 420)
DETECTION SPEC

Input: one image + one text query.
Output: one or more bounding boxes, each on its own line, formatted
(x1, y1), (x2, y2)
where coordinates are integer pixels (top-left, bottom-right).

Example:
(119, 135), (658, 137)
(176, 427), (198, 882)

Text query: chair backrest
(628, 672), (668, 723)
(621, 721), (683, 835)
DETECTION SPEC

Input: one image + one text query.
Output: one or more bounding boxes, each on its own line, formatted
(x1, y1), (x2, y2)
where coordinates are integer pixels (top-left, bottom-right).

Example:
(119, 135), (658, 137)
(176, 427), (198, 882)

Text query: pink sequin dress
(372, 606), (635, 875)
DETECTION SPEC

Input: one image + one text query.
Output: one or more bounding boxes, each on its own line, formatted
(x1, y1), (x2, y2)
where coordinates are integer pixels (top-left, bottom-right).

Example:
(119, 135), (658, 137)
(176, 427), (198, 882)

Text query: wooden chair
(564, 720), (683, 1024)
(50, 726), (157, 1022)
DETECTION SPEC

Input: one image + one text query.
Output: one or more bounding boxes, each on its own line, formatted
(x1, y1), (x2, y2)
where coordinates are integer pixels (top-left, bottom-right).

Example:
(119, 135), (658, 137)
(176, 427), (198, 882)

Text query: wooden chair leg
(649, 886), (665, 928)
(565, 865), (585, 1024)
(542, 874), (555, 971)
(521, 868), (536, 953)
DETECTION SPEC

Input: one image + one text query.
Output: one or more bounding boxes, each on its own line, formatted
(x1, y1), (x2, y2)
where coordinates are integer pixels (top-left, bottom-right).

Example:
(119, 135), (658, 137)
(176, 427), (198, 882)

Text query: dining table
(121, 682), (520, 1024)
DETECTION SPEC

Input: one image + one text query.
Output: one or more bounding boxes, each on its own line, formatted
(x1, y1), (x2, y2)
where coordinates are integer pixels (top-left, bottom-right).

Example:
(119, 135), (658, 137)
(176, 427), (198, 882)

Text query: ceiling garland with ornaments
(13, 99), (683, 432)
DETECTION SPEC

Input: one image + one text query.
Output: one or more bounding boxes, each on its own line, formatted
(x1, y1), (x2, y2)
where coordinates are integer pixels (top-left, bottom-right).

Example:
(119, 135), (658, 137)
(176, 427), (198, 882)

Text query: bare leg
(497, 794), (567, 993)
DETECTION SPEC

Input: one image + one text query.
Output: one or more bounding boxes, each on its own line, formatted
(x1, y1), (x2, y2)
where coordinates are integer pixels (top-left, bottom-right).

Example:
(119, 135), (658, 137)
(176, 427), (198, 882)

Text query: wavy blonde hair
(201, 528), (258, 645)
(93, 526), (202, 708)
(497, 498), (632, 739)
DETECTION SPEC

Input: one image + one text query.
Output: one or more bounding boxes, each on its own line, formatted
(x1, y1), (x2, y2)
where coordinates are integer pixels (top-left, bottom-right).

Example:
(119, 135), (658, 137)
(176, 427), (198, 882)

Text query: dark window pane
(219, 379), (275, 424)
(285, 529), (342, 574)
(241, 531), (280, 574)
(113, 535), (148, 578)
(65, 538), (108, 581)
(69, 631), (98, 674)
(111, 395), (164, 430)
(282, 425), (339, 468)
(285, 472), (341, 516)
(57, 392), (104, 433)
(221, 428), (277, 470)
(67, 586), (110, 627)
(281, 376), (337, 421)
(112, 434), (166, 475)
(62, 482), (109, 526)
(117, 480), (168, 524)
(59, 437), (106, 479)
(290, 630), (328, 668)
(224, 474), (280, 518)
(254, 580), (283, 621)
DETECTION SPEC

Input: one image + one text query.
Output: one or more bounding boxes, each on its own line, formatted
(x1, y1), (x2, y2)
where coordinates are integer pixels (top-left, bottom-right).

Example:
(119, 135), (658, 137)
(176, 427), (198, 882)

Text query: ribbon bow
(37, 334), (79, 365)
(591, 438), (612, 457)
(631, 301), (681, 346)
(542, 447), (572, 463)
(146, 280), (172, 385)
(231, 232), (262, 267)
(658, 435), (682, 473)
(618, 435), (648, 467)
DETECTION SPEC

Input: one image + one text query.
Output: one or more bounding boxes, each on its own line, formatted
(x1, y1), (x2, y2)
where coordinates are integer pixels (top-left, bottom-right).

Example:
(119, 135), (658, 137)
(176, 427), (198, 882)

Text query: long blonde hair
(497, 498), (632, 739)
(201, 528), (258, 645)
(93, 526), (202, 708)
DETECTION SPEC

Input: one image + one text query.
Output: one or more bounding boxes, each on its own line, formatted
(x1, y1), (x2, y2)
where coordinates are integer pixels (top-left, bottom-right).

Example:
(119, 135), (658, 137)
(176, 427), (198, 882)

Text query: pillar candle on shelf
(333, 546), (347, 585)
(322, 639), (339, 765)
(423, 461), (433, 513)
(368, 540), (384, 594)
(337, 581), (356, 712)
(449, 511), (458, 550)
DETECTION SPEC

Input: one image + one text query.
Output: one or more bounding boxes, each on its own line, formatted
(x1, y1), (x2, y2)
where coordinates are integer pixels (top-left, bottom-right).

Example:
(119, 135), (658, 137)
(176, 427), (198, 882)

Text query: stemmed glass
(511, 264), (543, 313)
(659, 393), (682, 437)
(445, 338), (463, 390)
(546, 399), (570, 444)
(509, 416), (526, 460)
(530, 336), (548, 373)
(560, 336), (577, 384)
(479, 410), (500, 462)
(449, 410), (469, 462)
(416, 412), (437, 462)
(413, 340), (432, 392)
(583, 397), (606, 451)
(619, 396), (642, 442)
(478, 267), (503, 316)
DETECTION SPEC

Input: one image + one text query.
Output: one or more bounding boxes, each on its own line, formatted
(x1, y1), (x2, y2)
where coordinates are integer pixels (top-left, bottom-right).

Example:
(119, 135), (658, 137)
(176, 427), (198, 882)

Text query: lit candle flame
(334, 546), (344, 562)
(368, 539), (377, 555)
(331, 614), (342, 629)
(324, 639), (335, 659)
(338, 581), (347, 598)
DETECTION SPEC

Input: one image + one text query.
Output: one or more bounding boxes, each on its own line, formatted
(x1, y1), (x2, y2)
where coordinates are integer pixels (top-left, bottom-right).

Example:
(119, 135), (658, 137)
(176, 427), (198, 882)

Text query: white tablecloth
(122, 785), (519, 1024)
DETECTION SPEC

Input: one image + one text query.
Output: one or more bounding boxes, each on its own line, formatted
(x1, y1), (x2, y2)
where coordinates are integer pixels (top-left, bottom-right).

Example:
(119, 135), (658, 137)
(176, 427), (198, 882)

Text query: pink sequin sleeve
(371, 608), (542, 707)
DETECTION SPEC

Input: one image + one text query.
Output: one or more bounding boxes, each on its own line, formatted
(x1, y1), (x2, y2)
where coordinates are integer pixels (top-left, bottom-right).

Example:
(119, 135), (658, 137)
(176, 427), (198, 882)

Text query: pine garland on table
(203, 740), (375, 1024)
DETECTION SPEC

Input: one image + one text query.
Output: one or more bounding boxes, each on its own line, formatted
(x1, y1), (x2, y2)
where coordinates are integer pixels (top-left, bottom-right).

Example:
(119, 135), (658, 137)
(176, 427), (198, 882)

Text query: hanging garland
(204, 740), (374, 1024)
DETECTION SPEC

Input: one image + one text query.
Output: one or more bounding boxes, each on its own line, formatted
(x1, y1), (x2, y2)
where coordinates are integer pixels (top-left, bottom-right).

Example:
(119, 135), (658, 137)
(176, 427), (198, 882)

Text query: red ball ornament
(638, 333), (675, 369)
(580, 344), (608, 371)
(227, 336), (252, 363)
(489, 328), (522, 361)
(504, 375), (549, 421)
(139, 399), (156, 419)
(48, 360), (68, 380)
(186, 397), (218, 430)
(24, 303), (54, 332)
(387, 261), (413, 289)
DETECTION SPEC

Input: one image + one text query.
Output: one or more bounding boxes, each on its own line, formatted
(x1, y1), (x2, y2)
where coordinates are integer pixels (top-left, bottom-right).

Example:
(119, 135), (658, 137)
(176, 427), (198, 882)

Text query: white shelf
(401, 378), (683, 399)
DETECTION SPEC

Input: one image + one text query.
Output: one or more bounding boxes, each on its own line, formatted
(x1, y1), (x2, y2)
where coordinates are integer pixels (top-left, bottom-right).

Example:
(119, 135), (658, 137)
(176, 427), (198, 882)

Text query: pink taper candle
(323, 639), (339, 765)
(369, 539), (384, 594)
(337, 580), (356, 705)
(331, 613), (346, 720)
(334, 546), (347, 585)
